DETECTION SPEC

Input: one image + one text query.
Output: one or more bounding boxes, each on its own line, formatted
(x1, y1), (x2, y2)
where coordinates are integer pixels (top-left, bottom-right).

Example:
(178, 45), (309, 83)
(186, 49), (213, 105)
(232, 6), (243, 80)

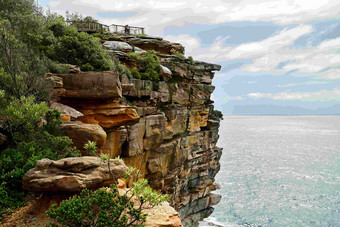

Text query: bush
(128, 51), (161, 81)
(131, 69), (141, 79)
(112, 58), (132, 79)
(46, 179), (168, 227)
(43, 20), (114, 72)
(0, 96), (81, 219)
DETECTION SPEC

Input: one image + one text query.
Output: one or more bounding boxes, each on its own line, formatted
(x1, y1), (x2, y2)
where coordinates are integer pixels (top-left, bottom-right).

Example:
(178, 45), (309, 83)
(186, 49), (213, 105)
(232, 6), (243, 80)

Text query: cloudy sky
(39, 0), (340, 114)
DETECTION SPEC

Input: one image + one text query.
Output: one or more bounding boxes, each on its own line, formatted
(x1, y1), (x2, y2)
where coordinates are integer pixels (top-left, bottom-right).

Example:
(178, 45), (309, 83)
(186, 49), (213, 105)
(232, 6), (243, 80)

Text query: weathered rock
(209, 193), (222, 206)
(43, 35), (224, 226)
(78, 102), (140, 129)
(58, 71), (122, 99)
(134, 46), (146, 54)
(145, 202), (182, 227)
(144, 114), (165, 150)
(101, 127), (128, 158)
(61, 121), (107, 152)
(46, 75), (63, 88)
(159, 65), (172, 81)
(50, 102), (84, 120)
(126, 37), (184, 55)
(103, 41), (133, 52)
(23, 157), (128, 192)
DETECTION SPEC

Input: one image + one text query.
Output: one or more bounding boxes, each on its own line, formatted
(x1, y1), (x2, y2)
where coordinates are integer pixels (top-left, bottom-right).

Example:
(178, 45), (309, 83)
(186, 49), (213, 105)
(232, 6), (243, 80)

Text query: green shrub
(84, 141), (97, 156)
(131, 69), (141, 79)
(43, 20), (114, 72)
(46, 179), (168, 227)
(128, 51), (161, 81)
(188, 56), (194, 64)
(0, 96), (81, 219)
(46, 60), (70, 74)
(112, 58), (132, 79)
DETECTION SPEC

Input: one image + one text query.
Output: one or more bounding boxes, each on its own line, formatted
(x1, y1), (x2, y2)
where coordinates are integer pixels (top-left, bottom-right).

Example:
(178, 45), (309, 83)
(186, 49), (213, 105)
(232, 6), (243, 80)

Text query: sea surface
(200, 116), (340, 227)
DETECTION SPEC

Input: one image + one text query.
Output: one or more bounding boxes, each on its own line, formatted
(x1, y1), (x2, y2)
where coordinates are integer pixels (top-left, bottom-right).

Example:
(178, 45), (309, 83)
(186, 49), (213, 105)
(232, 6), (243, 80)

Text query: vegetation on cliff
(0, 0), (160, 221)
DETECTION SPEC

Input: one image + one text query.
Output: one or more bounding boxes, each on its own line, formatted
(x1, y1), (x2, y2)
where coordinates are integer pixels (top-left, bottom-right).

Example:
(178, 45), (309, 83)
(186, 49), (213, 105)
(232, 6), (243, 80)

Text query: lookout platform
(67, 21), (145, 35)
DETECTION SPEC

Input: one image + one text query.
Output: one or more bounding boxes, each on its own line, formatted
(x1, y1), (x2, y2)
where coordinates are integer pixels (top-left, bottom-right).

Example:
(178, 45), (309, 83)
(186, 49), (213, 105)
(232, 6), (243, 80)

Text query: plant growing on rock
(0, 95), (81, 219)
(84, 140), (97, 156)
(128, 51), (161, 81)
(46, 156), (169, 227)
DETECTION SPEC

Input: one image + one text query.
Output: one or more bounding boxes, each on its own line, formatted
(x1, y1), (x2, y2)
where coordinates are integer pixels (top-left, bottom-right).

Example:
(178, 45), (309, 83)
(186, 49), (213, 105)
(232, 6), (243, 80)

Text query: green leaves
(84, 141), (97, 156)
(44, 21), (114, 72)
(46, 160), (169, 226)
(46, 185), (146, 227)
(128, 51), (161, 81)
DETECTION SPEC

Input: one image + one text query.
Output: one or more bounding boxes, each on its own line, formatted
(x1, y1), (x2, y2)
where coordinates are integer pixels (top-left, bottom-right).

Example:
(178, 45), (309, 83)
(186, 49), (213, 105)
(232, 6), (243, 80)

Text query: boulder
(79, 102), (140, 129)
(126, 37), (184, 55)
(23, 157), (128, 192)
(58, 71), (122, 99)
(103, 41), (133, 52)
(61, 121), (107, 152)
(144, 202), (182, 227)
(50, 102), (84, 120)
(159, 65), (172, 81)
(46, 75), (63, 88)
(209, 193), (222, 206)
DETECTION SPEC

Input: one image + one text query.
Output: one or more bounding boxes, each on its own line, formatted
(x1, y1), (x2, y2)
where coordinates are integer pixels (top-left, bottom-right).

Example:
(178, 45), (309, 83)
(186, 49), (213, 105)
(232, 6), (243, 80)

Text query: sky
(39, 0), (340, 114)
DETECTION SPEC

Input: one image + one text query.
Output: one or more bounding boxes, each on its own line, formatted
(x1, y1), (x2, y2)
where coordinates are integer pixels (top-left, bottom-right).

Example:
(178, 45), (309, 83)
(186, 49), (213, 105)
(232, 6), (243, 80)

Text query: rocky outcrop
(48, 35), (222, 226)
(145, 202), (182, 227)
(61, 121), (107, 153)
(23, 157), (128, 192)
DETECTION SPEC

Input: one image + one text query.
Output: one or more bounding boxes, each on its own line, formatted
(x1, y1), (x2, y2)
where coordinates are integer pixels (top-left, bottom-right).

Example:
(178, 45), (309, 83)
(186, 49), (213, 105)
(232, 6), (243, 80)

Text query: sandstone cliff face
(49, 36), (222, 226)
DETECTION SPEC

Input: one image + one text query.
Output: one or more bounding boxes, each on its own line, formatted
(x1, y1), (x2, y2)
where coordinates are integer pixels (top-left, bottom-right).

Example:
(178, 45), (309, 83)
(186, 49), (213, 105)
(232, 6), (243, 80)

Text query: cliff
(47, 35), (223, 226)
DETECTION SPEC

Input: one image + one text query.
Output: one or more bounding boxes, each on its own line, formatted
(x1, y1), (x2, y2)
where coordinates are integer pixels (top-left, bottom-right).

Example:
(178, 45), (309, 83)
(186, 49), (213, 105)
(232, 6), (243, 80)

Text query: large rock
(126, 36), (184, 55)
(58, 71), (122, 99)
(103, 41), (133, 52)
(144, 202), (182, 227)
(78, 102), (140, 129)
(23, 157), (128, 192)
(61, 121), (107, 152)
(50, 102), (84, 120)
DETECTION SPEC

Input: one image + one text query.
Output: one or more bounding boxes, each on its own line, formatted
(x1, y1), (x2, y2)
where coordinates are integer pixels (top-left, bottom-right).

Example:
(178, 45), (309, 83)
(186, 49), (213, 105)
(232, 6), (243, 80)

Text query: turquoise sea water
(200, 116), (340, 227)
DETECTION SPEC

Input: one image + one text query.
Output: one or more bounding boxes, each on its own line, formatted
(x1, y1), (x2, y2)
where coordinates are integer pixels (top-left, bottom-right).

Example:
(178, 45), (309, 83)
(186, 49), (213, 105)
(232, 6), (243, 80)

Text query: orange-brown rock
(125, 36), (185, 55)
(101, 127), (127, 158)
(50, 102), (84, 120)
(78, 103), (140, 129)
(23, 157), (128, 192)
(144, 202), (182, 227)
(58, 71), (122, 99)
(61, 121), (107, 152)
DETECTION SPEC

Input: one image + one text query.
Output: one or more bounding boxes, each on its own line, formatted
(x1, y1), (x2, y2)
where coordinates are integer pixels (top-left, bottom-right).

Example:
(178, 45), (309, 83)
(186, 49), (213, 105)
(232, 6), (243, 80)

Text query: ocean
(200, 116), (340, 227)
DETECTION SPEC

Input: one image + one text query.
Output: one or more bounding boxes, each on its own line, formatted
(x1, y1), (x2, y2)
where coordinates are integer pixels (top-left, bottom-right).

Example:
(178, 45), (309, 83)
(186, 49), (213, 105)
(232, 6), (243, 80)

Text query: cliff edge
(48, 35), (223, 226)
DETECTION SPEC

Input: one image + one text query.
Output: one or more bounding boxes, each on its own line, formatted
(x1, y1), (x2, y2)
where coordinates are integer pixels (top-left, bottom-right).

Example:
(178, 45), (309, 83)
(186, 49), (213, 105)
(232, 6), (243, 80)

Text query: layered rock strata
(49, 36), (222, 226)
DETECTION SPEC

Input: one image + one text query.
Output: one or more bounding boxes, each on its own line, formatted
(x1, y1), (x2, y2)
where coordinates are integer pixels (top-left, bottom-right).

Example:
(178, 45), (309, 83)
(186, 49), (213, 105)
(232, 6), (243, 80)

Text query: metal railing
(109, 24), (145, 35)
(67, 21), (145, 35)
(66, 21), (110, 33)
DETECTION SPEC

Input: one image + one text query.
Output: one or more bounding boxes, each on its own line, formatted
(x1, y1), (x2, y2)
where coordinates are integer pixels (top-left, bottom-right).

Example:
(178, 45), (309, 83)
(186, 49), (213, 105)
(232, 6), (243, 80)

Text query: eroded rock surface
(47, 35), (223, 226)
(23, 157), (128, 192)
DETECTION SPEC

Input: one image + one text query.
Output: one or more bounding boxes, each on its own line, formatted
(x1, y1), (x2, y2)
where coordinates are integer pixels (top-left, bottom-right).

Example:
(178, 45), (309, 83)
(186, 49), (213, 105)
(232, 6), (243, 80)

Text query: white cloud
(317, 68), (340, 80)
(248, 88), (340, 102)
(194, 25), (313, 62)
(46, 0), (340, 35)
(190, 25), (340, 80)
(163, 34), (200, 55)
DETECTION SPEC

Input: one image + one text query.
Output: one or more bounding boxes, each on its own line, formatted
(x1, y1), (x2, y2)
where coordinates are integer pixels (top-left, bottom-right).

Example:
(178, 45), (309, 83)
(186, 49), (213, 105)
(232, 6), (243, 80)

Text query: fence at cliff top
(67, 21), (145, 35)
